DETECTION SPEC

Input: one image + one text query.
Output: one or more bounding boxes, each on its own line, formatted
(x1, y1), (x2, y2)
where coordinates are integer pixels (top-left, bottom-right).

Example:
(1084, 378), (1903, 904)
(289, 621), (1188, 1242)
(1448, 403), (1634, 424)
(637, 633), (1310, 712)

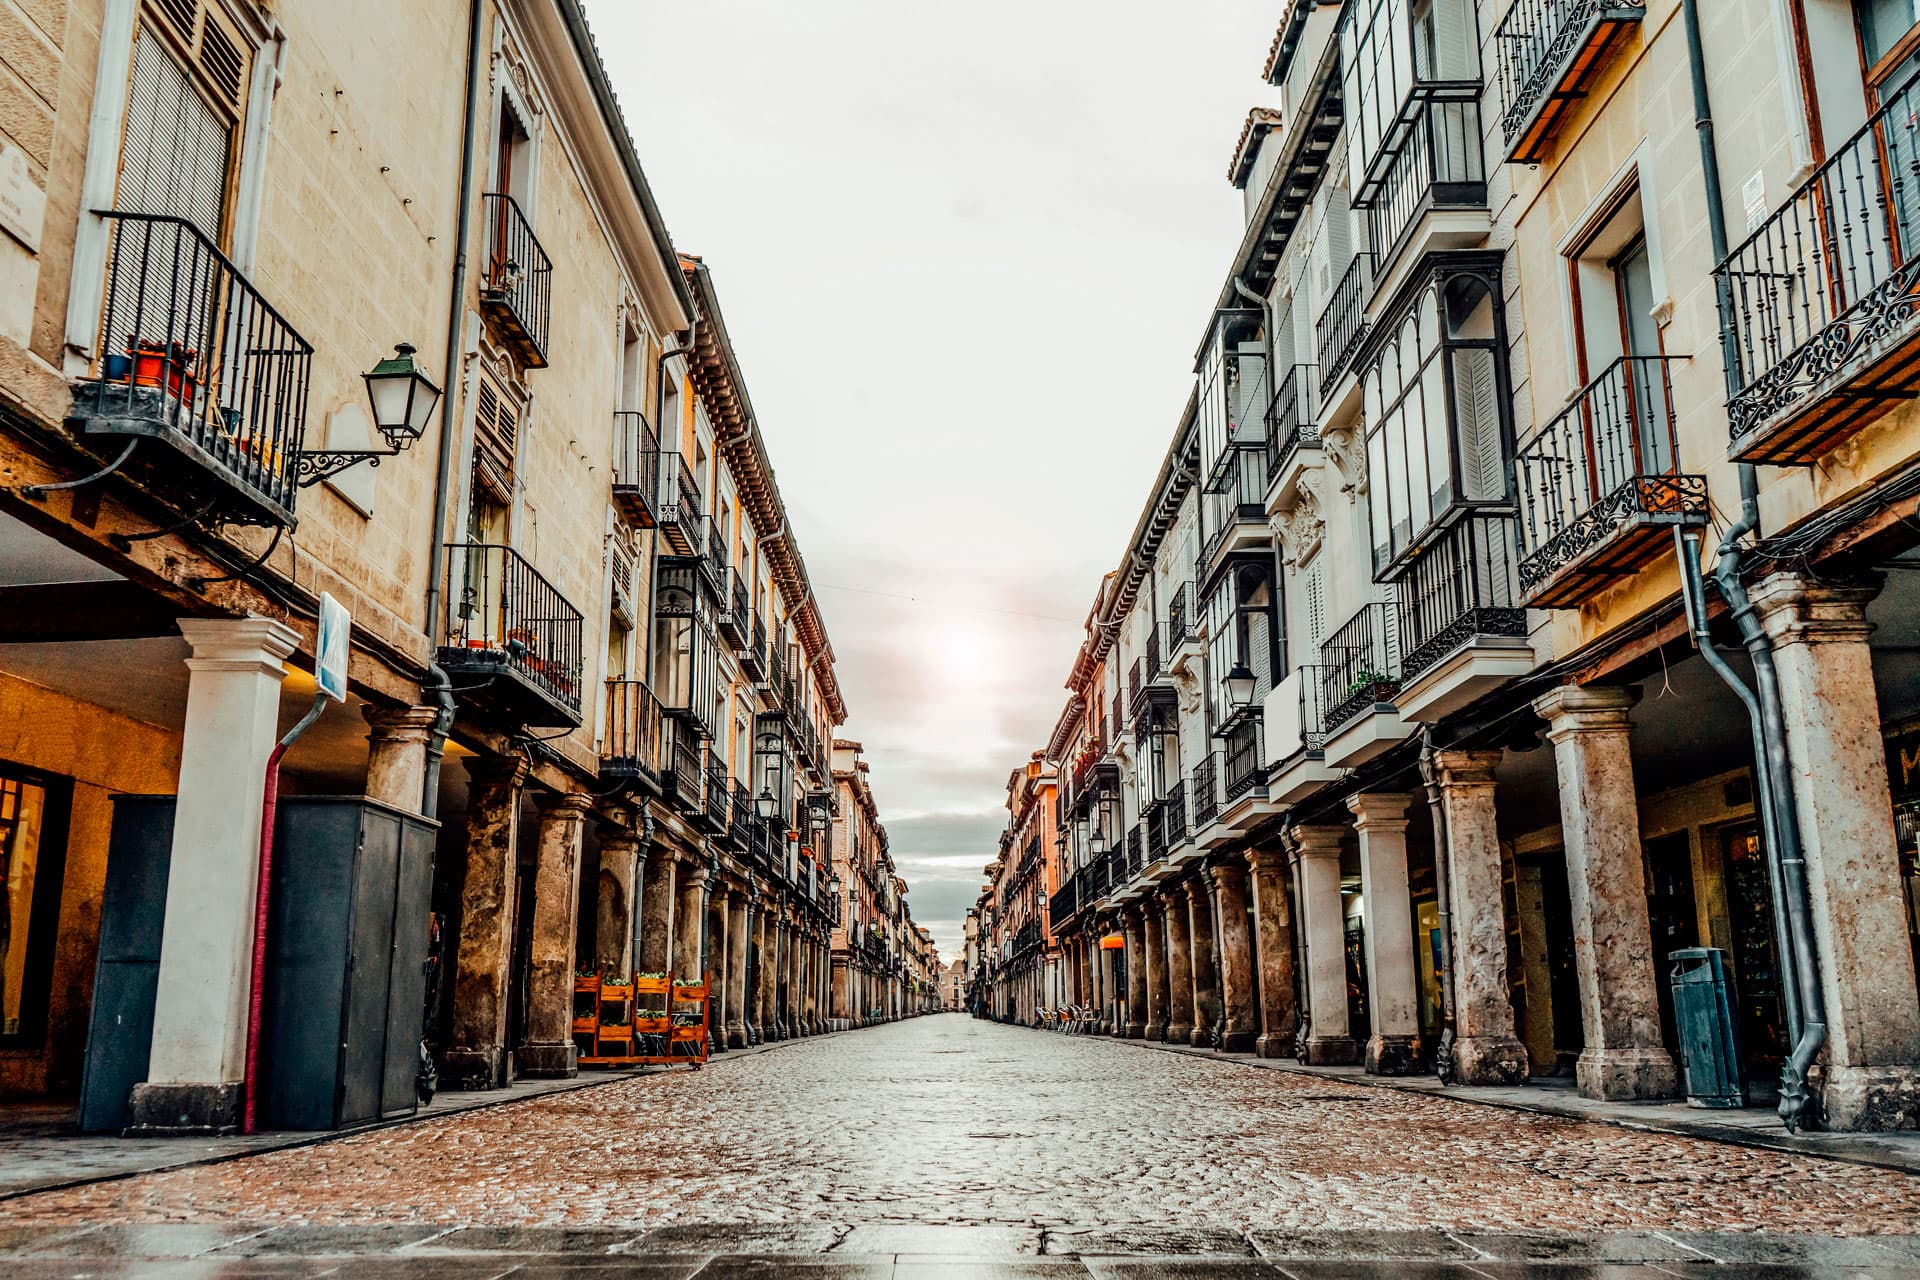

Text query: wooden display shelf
(573, 971), (709, 1068)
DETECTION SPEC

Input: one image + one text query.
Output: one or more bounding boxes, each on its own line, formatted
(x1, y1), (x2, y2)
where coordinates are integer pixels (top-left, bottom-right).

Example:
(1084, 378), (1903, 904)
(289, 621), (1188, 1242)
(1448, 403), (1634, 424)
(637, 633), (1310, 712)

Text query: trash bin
(1669, 947), (1745, 1108)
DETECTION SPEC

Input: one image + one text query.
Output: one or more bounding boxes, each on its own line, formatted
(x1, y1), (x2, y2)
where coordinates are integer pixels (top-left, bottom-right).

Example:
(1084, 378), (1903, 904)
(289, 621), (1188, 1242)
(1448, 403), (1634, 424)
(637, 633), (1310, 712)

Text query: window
(1341, 0), (1480, 190)
(1362, 261), (1511, 573)
(118, 2), (251, 242)
(1206, 562), (1282, 731)
(0, 766), (71, 1049)
(469, 371), (518, 534)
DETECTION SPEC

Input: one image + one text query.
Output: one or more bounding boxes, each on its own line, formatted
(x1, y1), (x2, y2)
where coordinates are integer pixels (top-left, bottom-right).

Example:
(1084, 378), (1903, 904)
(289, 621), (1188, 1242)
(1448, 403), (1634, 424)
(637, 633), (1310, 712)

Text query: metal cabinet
(78, 796), (175, 1133)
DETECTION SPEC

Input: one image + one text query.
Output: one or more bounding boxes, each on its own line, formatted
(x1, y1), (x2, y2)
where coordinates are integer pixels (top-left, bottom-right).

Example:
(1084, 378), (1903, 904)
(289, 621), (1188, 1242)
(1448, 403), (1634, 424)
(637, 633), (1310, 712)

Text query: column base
(1166, 1022), (1193, 1045)
(1366, 1033), (1420, 1076)
(516, 1041), (578, 1079)
(1576, 1045), (1678, 1101)
(1254, 1032), (1294, 1059)
(1188, 1027), (1210, 1048)
(726, 1024), (746, 1049)
(1303, 1035), (1360, 1066)
(1146, 1020), (1168, 1042)
(440, 1044), (509, 1091)
(1125, 1023), (1145, 1039)
(125, 1081), (241, 1136)
(1819, 1064), (1920, 1131)
(1451, 1034), (1530, 1086)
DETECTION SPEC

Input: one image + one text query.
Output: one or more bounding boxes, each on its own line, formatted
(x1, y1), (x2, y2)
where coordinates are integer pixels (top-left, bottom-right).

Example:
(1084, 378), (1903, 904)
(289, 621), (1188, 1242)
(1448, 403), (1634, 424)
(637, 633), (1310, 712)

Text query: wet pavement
(3, 1015), (1919, 1274)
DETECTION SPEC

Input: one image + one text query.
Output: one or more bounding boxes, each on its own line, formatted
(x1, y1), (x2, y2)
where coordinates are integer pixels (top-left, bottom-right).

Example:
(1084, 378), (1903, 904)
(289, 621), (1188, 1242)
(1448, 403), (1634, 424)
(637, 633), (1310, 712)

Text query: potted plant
(1344, 669), (1399, 704)
(127, 338), (199, 409)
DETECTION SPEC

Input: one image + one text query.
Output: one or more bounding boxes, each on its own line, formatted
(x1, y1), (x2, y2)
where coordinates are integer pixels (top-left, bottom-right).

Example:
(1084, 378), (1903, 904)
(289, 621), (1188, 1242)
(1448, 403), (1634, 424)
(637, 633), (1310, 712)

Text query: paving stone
(1083, 1261), (1289, 1279)
(208, 1225), (454, 1256)
(1046, 1227), (1256, 1256)
(1455, 1234), (1713, 1263)
(1249, 1232), (1483, 1261)
(892, 1263), (1092, 1280)
(15, 1222), (274, 1258)
(688, 1258), (893, 1279)
(634, 1225), (845, 1254)
(836, 1225), (1041, 1254)
(411, 1228), (639, 1255)
(1666, 1234), (1918, 1265)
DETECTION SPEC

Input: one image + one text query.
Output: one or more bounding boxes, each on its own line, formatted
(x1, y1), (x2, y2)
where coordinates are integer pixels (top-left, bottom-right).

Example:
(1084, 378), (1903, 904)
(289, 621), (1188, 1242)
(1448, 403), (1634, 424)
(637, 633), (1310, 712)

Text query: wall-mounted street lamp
(298, 344), (442, 485)
(1224, 661), (1258, 712)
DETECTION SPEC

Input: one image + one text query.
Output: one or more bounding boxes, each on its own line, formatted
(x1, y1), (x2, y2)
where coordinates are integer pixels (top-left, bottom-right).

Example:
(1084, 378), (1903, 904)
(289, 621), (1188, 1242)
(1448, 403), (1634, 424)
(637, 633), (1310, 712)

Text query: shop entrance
(1644, 831), (1698, 1058)
(1720, 825), (1787, 1095)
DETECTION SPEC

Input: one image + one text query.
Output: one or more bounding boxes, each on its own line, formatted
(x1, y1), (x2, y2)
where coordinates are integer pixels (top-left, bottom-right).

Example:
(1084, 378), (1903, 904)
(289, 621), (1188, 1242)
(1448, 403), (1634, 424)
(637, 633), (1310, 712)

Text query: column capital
(1345, 791), (1413, 831)
(1244, 846), (1287, 874)
(535, 790), (596, 818)
(597, 826), (643, 856)
(465, 753), (529, 790)
(1290, 823), (1347, 859)
(363, 702), (442, 741)
(1208, 858), (1249, 891)
(1433, 748), (1503, 789)
(178, 615), (300, 676)
(1532, 684), (1637, 739)
(1749, 572), (1882, 648)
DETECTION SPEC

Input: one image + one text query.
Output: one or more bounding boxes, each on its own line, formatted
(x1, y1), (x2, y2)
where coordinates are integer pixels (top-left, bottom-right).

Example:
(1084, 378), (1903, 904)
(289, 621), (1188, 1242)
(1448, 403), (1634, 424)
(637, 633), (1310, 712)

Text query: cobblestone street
(10, 1015), (1920, 1239)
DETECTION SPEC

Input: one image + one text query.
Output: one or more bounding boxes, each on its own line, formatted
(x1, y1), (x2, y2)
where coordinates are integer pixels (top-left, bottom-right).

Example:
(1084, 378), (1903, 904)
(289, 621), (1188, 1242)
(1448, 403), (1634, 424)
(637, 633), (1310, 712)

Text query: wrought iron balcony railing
(1268, 666), (1331, 762)
(1190, 752), (1219, 829)
(703, 517), (729, 592)
(1201, 445), (1269, 567)
(1145, 623), (1163, 683)
(611, 412), (659, 527)
(1265, 363), (1320, 484)
(1514, 356), (1705, 607)
(658, 452), (704, 553)
(70, 211), (312, 527)
(1125, 825), (1144, 881)
(662, 719), (703, 813)
(1163, 785), (1187, 850)
(1365, 100), (1487, 275)
(1386, 513), (1526, 683)
(1222, 718), (1266, 804)
(602, 678), (664, 781)
(1497, 0), (1645, 164)
(480, 193), (551, 367)
(1320, 602), (1399, 733)
(440, 542), (584, 726)
(1717, 77), (1920, 462)
(1316, 253), (1375, 386)
(730, 780), (754, 850)
(740, 614), (769, 679)
(1166, 582), (1193, 648)
(717, 567), (748, 646)
(703, 747), (730, 833)
(1146, 800), (1168, 863)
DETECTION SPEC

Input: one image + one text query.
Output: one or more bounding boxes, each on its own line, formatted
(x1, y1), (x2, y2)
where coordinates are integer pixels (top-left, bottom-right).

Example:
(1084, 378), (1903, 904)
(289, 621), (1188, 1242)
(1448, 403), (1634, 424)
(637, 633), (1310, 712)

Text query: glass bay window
(1342, 0), (1483, 202)
(1362, 256), (1513, 577)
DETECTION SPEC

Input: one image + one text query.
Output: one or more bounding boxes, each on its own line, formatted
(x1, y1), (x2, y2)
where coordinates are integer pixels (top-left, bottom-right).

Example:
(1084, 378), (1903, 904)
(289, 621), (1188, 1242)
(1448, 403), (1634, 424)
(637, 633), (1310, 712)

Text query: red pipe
(241, 738), (290, 1135)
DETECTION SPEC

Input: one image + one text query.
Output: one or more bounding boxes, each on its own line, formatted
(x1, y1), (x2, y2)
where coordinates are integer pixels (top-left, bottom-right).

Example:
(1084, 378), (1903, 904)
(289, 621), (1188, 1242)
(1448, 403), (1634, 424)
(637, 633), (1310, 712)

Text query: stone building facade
(1001, 0), (1920, 1133)
(0, 0), (925, 1131)
(828, 737), (939, 1025)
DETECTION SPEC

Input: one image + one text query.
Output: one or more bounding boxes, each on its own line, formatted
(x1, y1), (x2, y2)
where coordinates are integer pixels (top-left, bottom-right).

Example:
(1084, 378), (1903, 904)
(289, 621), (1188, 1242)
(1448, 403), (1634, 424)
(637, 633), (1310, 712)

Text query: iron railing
(1166, 583), (1193, 648)
(1146, 802), (1168, 863)
(1163, 785), (1187, 849)
(705, 747), (730, 831)
(1265, 363), (1320, 483)
(1366, 101), (1487, 273)
(1320, 602), (1398, 732)
(1201, 446), (1268, 565)
(603, 679), (663, 776)
(1222, 720), (1265, 804)
(1717, 75), (1920, 442)
(76, 211), (312, 524)
(1387, 514), (1525, 682)
(1496, 0), (1645, 160)
(1513, 356), (1703, 599)
(730, 780), (754, 850)
(441, 542), (584, 717)
(1125, 825), (1144, 881)
(703, 517), (729, 591)
(658, 452), (703, 551)
(611, 412), (659, 525)
(1269, 666), (1331, 761)
(480, 193), (552, 365)
(1190, 753), (1219, 828)
(1317, 253), (1375, 385)
(664, 719), (703, 811)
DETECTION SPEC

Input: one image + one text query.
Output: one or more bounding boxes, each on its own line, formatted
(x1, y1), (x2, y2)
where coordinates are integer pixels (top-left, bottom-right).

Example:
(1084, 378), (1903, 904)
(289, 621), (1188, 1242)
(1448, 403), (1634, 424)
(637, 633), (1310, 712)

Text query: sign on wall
(316, 592), (350, 702)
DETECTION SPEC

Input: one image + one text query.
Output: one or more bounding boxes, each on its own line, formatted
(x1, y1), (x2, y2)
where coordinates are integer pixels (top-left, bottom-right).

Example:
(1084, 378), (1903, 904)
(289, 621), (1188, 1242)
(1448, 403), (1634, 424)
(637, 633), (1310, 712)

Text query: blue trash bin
(1668, 947), (1745, 1108)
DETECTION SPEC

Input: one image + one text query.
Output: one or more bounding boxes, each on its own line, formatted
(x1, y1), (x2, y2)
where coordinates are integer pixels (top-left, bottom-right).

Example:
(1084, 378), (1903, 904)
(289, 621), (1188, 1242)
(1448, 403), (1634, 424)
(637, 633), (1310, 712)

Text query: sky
(591, 1), (1281, 960)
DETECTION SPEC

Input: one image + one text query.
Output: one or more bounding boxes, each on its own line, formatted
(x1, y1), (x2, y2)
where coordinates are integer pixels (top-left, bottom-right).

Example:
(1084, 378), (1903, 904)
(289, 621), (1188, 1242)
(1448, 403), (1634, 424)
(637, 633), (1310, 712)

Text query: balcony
(702, 518), (729, 594)
(1265, 363), (1320, 491)
(1165, 583), (1197, 655)
(1262, 666), (1341, 803)
(611, 413), (659, 527)
(67, 211), (311, 528)
(1497, 0), (1645, 165)
(1125, 826), (1144, 883)
(661, 720), (703, 815)
(1717, 81), (1920, 463)
(1364, 101), (1488, 277)
(1162, 786), (1187, 852)
(601, 679), (664, 784)
(439, 542), (584, 727)
(740, 614), (769, 680)
(1189, 753), (1219, 830)
(479, 193), (551, 368)
(1201, 445), (1271, 570)
(698, 747), (729, 835)
(658, 453), (704, 553)
(718, 569), (749, 646)
(1319, 602), (1406, 766)
(1515, 356), (1705, 607)
(1386, 513), (1533, 722)
(1221, 719), (1266, 808)
(730, 781), (754, 851)
(1316, 254), (1376, 387)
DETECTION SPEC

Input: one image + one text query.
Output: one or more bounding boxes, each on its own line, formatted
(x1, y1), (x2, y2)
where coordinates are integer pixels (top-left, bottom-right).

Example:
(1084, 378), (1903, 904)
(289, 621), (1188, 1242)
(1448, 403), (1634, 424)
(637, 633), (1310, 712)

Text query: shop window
(0, 767), (72, 1049)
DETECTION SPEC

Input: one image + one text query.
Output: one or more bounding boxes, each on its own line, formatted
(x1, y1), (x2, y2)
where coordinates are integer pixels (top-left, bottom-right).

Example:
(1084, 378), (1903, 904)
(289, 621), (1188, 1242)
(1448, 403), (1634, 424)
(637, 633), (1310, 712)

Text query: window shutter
(472, 372), (518, 506)
(1306, 563), (1326, 649)
(1455, 349), (1505, 501)
(610, 530), (637, 626)
(121, 3), (253, 241)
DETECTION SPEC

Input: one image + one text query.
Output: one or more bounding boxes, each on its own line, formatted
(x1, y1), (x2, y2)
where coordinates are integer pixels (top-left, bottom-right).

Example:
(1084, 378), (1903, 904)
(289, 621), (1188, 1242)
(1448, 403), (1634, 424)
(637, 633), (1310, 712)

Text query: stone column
(1434, 750), (1529, 1085)
(638, 846), (676, 978)
(725, 891), (749, 1047)
(1293, 824), (1358, 1065)
(1163, 886), (1195, 1043)
(674, 860), (708, 988)
(595, 828), (642, 976)
(1752, 574), (1920, 1129)
(362, 704), (440, 812)
(1212, 859), (1259, 1053)
(1347, 792), (1421, 1076)
(705, 891), (730, 1052)
(1533, 685), (1679, 1101)
(1186, 879), (1222, 1046)
(1143, 898), (1169, 1040)
(1089, 927), (1108, 1031)
(518, 792), (592, 1078)
(832, 953), (849, 1024)
(440, 754), (528, 1091)
(750, 895), (769, 1040)
(1246, 848), (1298, 1058)
(1123, 908), (1147, 1037)
(132, 617), (298, 1133)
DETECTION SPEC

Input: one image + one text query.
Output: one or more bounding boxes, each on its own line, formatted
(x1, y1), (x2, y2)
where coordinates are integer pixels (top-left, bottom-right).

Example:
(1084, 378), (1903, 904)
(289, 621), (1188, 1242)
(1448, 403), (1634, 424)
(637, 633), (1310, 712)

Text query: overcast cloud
(592, 1), (1280, 959)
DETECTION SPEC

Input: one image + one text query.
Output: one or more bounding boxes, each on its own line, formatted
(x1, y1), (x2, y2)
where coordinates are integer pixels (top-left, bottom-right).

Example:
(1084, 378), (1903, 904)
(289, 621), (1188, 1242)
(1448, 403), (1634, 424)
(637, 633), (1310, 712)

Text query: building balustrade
(718, 568), (749, 646)
(663, 719), (703, 815)
(1265, 363), (1320, 484)
(439, 541), (585, 727)
(610, 412), (660, 527)
(1221, 719), (1266, 804)
(658, 452), (704, 553)
(479, 192), (552, 367)
(1319, 601), (1399, 733)
(1316, 253), (1375, 385)
(1386, 512), (1526, 683)
(601, 678), (664, 782)
(1364, 99), (1487, 275)
(1497, 0), (1646, 164)
(1190, 752), (1219, 829)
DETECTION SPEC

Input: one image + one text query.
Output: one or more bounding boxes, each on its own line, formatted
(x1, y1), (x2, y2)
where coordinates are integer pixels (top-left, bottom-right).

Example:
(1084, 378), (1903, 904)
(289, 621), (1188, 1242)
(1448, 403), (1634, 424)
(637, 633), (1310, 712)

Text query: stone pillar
(440, 754), (528, 1091)
(1186, 880), (1222, 1046)
(132, 618), (298, 1133)
(750, 897), (770, 1040)
(1143, 898), (1169, 1041)
(595, 828), (642, 976)
(1347, 792), (1421, 1076)
(1163, 886), (1195, 1044)
(517, 792), (592, 1078)
(1090, 928), (1108, 1031)
(1752, 574), (1920, 1129)
(1532, 685), (1679, 1101)
(705, 892), (730, 1052)
(362, 704), (440, 812)
(674, 860), (708, 988)
(1213, 859), (1259, 1053)
(1246, 848), (1298, 1058)
(726, 891), (749, 1048)
(1434, 750), (1530, 1085)
(638, 846), (676, 979)
(1123, 908), (1147, 1037)
(1293, 825), (1358, 1065)
(832, 953), (849, 1024)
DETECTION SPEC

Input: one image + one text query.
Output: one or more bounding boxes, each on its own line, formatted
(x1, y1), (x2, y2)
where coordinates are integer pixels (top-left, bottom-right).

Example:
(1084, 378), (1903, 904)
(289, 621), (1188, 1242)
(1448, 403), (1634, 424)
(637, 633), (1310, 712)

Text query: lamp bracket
(295, 446), (398, 486)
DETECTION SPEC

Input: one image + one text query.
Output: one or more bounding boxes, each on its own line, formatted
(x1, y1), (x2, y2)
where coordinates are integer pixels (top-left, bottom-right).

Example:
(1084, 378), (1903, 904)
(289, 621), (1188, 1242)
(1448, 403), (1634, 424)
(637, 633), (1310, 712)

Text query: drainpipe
(1419, 729), (1458, 1084)
(1680, 0), (1826, 1131)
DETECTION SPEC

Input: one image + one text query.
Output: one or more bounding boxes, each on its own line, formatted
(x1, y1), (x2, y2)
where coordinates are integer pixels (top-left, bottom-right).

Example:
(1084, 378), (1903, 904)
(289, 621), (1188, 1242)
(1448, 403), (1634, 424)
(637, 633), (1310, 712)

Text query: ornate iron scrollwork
(1517, 474), (1708, 598)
